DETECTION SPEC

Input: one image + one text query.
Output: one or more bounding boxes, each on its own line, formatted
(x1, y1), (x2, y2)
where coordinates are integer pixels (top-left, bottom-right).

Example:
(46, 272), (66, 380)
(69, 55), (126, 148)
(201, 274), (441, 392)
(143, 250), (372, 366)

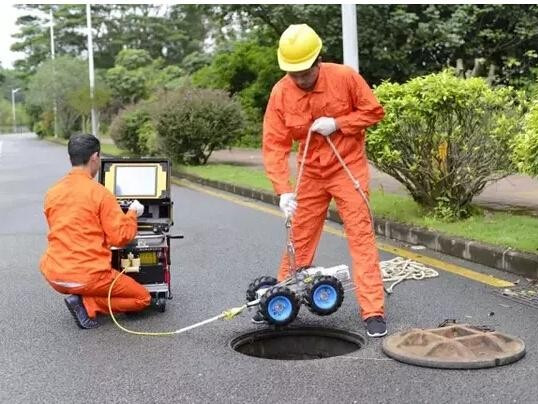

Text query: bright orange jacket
(263, 63), (385, 195)
(40, 168), (137, 284)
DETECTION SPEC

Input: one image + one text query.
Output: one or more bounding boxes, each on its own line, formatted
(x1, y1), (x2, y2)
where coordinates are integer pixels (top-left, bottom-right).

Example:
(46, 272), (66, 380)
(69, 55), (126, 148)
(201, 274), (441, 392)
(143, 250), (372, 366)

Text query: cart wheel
(155, 297), (166, 313)
(304, 276), (344, 316)
(259, 286), (300, 326)
(246, 276), (277, 302)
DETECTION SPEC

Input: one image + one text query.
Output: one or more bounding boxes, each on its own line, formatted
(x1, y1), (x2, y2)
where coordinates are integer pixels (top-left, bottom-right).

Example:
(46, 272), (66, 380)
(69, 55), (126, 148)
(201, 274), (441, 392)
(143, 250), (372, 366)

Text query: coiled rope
(381, 257), (439, 294)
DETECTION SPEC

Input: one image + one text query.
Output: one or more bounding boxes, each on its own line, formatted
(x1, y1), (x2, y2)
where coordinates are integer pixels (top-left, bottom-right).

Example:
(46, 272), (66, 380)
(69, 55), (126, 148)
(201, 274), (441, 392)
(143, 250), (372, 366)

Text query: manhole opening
(230, 327), (364, 361)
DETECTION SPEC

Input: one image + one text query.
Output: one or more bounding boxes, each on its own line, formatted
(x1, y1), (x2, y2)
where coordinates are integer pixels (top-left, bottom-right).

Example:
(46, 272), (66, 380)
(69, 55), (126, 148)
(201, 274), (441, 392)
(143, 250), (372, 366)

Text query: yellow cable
(107, 268), (248, 336)
(107, 268), (176, 336)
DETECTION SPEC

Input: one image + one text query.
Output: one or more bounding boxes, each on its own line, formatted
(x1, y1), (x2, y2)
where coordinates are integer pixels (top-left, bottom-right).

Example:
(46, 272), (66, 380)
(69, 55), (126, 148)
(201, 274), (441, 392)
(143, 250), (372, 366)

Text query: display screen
(115, 166), (157, 197)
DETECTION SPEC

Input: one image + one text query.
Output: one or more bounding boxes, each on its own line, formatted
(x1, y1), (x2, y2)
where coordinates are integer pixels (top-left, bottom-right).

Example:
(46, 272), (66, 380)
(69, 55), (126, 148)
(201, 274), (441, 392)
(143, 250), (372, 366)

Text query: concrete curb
(173, 169), (538, 280)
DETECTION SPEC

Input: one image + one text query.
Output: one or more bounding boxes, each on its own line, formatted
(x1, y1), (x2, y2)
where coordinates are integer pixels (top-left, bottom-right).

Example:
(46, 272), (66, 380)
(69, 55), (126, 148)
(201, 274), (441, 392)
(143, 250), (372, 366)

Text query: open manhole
(383, 324), (525, 369)
(230, 327), (364, 360)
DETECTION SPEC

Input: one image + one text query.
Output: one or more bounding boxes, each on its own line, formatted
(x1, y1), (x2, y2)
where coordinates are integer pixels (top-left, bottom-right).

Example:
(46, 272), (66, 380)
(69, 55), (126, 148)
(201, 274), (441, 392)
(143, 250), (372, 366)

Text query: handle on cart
(137, 234), (166, 240)
(168, 234), (184, 239)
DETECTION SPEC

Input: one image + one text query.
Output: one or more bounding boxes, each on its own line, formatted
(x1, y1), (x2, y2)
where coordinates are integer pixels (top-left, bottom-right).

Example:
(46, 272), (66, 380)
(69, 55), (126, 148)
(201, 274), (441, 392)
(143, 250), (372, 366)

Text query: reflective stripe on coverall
(263, 63), (385, 319)
(40, 168), (150, 318)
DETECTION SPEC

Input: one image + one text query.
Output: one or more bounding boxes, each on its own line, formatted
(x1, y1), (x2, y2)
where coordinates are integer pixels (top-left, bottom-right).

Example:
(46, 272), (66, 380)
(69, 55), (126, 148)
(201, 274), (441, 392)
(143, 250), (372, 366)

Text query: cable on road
(107, 268), (252, 336)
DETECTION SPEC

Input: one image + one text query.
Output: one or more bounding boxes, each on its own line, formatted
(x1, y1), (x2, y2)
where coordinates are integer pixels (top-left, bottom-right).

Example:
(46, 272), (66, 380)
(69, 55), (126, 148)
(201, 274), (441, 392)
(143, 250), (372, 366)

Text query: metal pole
(50, 7), (58, 138)
(11, 88), (20, 134)
(341, 4), (359, 72)
(86, 4), (98, 138)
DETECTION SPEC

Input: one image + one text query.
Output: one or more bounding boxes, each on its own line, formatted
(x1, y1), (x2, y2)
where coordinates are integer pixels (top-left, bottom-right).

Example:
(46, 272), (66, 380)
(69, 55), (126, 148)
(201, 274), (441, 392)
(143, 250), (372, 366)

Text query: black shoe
(64, 295), (100, 329)
(251, 311), (267, 325)
(365, 316), (387, 338)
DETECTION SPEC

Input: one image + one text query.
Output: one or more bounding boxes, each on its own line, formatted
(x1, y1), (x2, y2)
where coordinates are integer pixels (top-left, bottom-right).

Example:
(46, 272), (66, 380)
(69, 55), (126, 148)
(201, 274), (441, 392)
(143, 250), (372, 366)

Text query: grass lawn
(42, 136), (538, 254)
(179, 163), (273, 191)
(179, 163), (538, 254)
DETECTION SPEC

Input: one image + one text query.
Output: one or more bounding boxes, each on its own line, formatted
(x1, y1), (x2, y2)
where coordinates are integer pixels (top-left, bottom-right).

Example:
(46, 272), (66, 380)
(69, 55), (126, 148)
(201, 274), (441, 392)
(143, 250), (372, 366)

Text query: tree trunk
(486, 64), (497, 85)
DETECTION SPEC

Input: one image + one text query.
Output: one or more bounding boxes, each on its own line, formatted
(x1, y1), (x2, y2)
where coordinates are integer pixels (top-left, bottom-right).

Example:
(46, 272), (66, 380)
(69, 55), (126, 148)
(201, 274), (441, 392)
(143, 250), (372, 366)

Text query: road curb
(173, 169), (538, 280)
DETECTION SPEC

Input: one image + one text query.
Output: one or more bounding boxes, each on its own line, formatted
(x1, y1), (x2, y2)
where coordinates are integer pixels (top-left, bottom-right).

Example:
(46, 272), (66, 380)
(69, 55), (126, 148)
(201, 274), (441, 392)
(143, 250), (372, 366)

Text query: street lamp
(50, 7), (58, 138)
(341, 4), (359, 72)
(11, 88), (20, 134)
(86, 4), (98, 138)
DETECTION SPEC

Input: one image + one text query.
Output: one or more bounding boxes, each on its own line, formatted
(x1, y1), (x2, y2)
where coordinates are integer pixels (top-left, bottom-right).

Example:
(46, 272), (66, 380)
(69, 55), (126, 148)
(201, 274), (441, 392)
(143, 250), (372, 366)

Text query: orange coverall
(40, 168), (150, 318)
(263, 63), (385, 319)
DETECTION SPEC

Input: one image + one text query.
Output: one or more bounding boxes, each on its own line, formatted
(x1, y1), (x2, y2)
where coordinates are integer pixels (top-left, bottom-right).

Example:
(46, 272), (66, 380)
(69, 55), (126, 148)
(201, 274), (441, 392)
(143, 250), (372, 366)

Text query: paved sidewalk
(209, 148), (538, 215)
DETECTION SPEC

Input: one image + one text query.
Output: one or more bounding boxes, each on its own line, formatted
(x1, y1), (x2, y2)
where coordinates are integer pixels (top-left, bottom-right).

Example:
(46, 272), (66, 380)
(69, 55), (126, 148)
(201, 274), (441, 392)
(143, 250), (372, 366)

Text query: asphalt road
(1, 133), (537, 403)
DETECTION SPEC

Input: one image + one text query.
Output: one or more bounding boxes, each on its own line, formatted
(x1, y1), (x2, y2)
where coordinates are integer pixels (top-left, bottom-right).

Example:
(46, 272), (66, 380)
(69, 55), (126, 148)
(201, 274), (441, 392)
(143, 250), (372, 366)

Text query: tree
(11, 4), (209, 75)
(208, 5), (343, 64)
(26, 56), (108, 137)
(0, 67), (27, 102)
(208, 4), (538, 87)
(192, 40), (282, 146)
(105, 48), (185, 111)
(105, 49), (151, 106)
(67, 84), (110, 133)
(0, 99), (29, 132)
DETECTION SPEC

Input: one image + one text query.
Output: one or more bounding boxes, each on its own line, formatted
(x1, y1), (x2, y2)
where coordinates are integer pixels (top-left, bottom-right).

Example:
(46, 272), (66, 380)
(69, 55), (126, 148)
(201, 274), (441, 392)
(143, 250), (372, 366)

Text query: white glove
(279, 193), (297, 218)
(128, 199), (144, 217)
(311, 117), (337, 136)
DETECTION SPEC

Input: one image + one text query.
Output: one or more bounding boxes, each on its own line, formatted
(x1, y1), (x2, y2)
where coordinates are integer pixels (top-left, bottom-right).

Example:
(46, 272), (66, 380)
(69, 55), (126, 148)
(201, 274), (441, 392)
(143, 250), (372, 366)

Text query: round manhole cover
(230, 327), (364, 360)
(382, 324), (526, 369)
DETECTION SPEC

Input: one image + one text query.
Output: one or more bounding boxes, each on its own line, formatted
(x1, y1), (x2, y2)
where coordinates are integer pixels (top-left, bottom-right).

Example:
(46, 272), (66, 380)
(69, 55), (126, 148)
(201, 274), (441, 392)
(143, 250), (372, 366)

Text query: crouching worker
(40, 134), (151, 329)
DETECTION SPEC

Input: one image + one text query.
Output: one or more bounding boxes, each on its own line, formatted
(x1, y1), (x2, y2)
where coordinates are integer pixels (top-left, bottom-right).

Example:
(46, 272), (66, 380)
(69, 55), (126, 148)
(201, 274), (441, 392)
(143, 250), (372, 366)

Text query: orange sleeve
(262, 91), (294, 195)
(99, 191), (137, 247)
(335, 70), (384, 136)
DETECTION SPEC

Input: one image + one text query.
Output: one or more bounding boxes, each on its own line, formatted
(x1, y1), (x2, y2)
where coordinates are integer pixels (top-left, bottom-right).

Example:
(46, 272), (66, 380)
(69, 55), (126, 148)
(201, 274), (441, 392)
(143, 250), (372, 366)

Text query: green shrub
(513, 101), (538, 176)
(155, 87), (244, 164)
(137, 119), (158, 156)
(115, 49), (152, 70)
(108, 105), (151, 155)
(368, 70), (522, 220)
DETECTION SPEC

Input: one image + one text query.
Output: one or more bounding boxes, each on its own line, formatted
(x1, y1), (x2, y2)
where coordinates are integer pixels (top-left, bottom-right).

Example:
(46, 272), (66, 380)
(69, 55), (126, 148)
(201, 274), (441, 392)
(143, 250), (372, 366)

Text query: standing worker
(40, 134), (151, 329)
(262, 24), (387, 337)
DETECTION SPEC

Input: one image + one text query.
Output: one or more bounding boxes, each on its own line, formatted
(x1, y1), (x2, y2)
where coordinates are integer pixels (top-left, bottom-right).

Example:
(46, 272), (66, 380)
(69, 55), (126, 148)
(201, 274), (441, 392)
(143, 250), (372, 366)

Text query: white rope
(381, 257), (439, 294)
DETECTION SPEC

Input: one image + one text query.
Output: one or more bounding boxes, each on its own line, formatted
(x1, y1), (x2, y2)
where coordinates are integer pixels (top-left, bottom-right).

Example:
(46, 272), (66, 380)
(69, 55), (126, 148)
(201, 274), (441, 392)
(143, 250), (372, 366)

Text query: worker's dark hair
(67, 133), (100, 166)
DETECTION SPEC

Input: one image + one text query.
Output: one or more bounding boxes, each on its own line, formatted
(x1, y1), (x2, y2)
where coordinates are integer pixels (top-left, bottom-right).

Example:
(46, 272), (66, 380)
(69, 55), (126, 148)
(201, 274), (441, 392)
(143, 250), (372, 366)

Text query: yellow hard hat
(277, 24), (322, 72)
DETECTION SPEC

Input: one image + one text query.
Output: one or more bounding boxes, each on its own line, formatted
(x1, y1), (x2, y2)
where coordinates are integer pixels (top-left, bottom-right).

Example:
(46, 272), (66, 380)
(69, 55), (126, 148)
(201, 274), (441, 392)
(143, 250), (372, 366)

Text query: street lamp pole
(86, 3), (98, 138)
(341, 4), (359, 72)
(49, 7), (58, 138)
(11, 88), (20, 134)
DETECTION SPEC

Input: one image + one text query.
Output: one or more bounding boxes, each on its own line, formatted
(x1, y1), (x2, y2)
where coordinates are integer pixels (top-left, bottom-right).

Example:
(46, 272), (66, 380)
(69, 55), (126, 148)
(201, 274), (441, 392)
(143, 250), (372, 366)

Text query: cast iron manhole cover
(230, 327), (364, 360)
(382, 324), (525, 369)
(496, 285), (538, 309)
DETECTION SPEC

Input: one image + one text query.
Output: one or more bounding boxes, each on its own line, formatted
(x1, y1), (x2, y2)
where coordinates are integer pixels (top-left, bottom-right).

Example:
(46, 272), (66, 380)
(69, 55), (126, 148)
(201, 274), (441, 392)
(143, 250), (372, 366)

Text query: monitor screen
(115, 166), (157, 197)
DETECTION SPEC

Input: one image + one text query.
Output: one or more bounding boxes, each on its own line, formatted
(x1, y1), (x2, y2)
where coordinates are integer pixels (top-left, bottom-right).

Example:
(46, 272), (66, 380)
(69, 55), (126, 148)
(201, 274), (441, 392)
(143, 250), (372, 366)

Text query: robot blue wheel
(260, 286), (300, 326)
(305, 276), (344, 316)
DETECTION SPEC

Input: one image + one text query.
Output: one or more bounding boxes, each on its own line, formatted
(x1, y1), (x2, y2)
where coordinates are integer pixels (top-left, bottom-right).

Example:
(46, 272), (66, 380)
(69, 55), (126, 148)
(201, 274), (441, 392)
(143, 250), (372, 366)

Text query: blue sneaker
(64, 295), (100, 329)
